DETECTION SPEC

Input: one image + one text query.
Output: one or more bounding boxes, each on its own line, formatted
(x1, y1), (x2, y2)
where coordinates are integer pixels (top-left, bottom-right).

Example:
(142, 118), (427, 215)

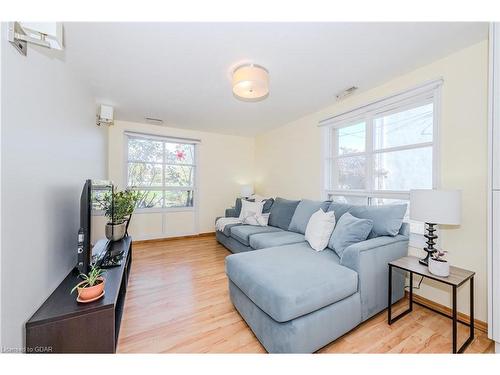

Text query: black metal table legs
(387, 265), (475, 354)
(452, 277), (474, 353)
(388, 265), (413, 324)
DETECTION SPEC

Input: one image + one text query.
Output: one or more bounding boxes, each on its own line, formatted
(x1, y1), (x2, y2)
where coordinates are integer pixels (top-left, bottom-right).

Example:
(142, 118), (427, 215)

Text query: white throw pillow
(243, 213), (270, 226)
(305, 209), (336, 251)
(239, 199), (265, 220)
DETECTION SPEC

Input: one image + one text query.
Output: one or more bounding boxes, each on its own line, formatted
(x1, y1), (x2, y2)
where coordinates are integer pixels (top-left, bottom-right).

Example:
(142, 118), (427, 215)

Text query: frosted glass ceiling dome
(232, 64), (269, 101)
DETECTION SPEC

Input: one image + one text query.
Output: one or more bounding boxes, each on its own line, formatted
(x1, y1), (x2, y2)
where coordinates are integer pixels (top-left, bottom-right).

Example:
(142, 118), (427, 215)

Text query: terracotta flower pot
(76, 277), (105, 301)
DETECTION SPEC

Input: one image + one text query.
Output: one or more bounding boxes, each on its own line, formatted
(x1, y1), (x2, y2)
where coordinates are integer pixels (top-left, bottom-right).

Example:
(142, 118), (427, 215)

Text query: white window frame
(320, 79), (442, 245)
(123, 131), (200, 213)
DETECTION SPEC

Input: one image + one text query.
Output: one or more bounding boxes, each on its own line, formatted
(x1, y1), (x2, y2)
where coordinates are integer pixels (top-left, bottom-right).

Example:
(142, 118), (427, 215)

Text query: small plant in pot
(71, 265), (106, 302)
(428, 249), (450, 277)
(100, 189), (140, 241)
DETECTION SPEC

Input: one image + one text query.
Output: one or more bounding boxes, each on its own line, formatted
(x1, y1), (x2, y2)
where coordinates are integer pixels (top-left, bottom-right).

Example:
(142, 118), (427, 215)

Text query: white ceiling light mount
(232, 63), (269, 102)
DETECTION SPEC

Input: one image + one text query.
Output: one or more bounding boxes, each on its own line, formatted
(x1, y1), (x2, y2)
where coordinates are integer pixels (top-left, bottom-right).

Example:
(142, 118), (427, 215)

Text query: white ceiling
(64, 22), (488, 136)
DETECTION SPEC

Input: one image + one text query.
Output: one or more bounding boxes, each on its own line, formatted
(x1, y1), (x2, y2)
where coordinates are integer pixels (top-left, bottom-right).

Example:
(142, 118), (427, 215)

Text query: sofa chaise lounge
(218, 198), (409, 353)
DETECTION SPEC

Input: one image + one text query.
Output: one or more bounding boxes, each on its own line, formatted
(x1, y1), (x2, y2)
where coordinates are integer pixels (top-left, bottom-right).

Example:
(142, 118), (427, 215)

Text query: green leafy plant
(70, 265), (106, 294)
(98, 189), (141, 224)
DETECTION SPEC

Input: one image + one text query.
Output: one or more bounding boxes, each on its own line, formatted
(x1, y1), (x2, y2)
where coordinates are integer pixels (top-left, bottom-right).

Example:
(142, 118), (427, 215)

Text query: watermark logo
(1, 346), (53, 353)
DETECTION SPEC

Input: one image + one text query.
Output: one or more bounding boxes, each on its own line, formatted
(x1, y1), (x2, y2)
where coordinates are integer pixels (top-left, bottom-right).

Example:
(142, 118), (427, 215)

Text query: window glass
(127, 135), (196, 209)
(374, 103), (433, 150)
(338, 122), (365, 155)
(374, 147), (432, 191)
(335, 155), (366, 190)
(128, 163), (163, 187)
(323, 88), (439, 237)
(165, 143), (195, 165)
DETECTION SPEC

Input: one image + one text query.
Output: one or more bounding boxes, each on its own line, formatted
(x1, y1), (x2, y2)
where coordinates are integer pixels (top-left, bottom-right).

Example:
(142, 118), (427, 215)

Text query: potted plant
(100, 189), (140, 241)
(71, 265), (106, 302)
(428, 249), (450, 277)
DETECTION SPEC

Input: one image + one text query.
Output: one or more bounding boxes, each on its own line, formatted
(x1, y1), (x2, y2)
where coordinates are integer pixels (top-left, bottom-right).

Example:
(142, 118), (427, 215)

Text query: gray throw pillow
(262, 198), (274, 214)
(350, 204), (407, 238)
(288, 199), (331, 234)
(268, 197), (300, 230)
(326, 202), (353, 220)
(330, 212), (373, 258)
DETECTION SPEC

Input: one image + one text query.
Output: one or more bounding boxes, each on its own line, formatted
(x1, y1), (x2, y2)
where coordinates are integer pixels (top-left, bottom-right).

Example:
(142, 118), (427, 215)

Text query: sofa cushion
(327, 202), (353, 221)
(225, 242), (358, 322)
(262, 198), (275, 214)
(230, 225), (283, 246)
(329, 212), (373, 258)
(249, 231), (306, 250)
(288, 199), (331, 234)
(268, 197), (300, 230)
(350, 204), (407, 237)
(222, 223), (243, 237)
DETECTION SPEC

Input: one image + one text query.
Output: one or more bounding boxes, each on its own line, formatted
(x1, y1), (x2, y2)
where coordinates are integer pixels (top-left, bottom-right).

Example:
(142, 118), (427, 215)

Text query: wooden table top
(389, 256), (475, 287)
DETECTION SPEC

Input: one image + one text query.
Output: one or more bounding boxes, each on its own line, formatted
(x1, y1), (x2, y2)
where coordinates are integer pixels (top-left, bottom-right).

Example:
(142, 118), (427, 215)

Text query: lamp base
(419, 250), (435, 266)
(419, 222), (438, 266)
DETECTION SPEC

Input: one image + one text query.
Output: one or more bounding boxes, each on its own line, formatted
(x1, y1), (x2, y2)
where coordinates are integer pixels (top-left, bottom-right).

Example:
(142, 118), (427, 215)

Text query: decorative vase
(76, 277), (105, 301)
(428, 258), (450, 277)
(105, 222), (126, 241)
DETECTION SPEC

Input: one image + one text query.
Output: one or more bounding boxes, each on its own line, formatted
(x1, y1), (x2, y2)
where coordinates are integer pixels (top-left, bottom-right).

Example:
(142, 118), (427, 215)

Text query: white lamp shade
(410, 189), (461, 225)
(240, 185), (254, 198)
(232, 64), (269, 101)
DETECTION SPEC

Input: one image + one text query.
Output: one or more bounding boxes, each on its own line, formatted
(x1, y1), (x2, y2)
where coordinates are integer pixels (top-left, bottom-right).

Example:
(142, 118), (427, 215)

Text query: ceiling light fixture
(232, 64), (269, 101)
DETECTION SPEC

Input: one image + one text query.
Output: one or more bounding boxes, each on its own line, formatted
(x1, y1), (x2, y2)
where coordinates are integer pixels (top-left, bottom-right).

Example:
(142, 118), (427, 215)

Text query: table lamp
(240, 184), (254, 199)
(409, 189), (461, 266)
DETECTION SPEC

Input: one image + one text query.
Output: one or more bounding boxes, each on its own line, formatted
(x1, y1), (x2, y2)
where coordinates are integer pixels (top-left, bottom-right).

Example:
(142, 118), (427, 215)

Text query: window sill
(134, 207), (196, 214)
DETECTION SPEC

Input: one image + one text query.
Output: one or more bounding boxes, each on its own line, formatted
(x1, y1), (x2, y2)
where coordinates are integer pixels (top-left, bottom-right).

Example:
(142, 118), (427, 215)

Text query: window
(125, 132), (198, 210)
(322, 80), (442, 235)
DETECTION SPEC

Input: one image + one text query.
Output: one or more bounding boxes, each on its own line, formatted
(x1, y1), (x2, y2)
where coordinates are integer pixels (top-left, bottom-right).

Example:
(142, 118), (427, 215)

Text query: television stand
(25, 236), (132, 353)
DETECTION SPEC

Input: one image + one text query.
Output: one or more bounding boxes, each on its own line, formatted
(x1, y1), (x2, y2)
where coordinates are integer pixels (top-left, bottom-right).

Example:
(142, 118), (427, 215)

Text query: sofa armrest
(340, 235), (409, 320)
(225, 208), (238, 218)
(340, 235), (408, 271)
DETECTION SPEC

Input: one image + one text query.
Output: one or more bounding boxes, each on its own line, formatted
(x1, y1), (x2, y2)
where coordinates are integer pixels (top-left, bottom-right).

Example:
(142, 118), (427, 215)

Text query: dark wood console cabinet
(25, 236), (132, 353)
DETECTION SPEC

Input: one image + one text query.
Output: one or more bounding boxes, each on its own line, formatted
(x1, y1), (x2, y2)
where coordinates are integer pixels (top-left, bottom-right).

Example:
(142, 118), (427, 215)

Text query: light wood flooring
(116, 234), (494, 353)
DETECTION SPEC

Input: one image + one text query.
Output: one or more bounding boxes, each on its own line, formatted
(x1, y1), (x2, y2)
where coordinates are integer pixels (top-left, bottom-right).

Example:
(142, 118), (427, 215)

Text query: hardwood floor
(116, 235), (493, 353)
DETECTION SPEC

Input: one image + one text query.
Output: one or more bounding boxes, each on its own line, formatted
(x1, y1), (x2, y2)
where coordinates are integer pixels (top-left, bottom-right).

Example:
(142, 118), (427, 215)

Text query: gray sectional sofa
(218, 197), (409, 353)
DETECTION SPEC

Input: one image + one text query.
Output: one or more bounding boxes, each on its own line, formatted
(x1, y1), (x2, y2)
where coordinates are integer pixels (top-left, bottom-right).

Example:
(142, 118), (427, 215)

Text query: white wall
(255, 40), (489, 322)
(0, 23), (107, 349)
(0, 24), (3, 348)
(105, 120), (254, 241)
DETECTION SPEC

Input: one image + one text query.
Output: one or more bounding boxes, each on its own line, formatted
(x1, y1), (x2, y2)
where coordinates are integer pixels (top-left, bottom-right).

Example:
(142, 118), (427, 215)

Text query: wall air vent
(336, 86), (358, 101)
(145, 117), (164, 125)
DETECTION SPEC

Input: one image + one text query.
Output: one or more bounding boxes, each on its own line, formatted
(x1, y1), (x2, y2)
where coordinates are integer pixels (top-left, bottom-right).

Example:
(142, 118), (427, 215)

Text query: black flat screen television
(78, 179), (113, 273)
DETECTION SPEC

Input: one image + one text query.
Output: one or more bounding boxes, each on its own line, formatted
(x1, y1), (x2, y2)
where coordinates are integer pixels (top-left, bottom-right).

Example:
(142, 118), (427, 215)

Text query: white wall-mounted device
(8, 22), (64, 56)
(96, 105), (114, 126)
